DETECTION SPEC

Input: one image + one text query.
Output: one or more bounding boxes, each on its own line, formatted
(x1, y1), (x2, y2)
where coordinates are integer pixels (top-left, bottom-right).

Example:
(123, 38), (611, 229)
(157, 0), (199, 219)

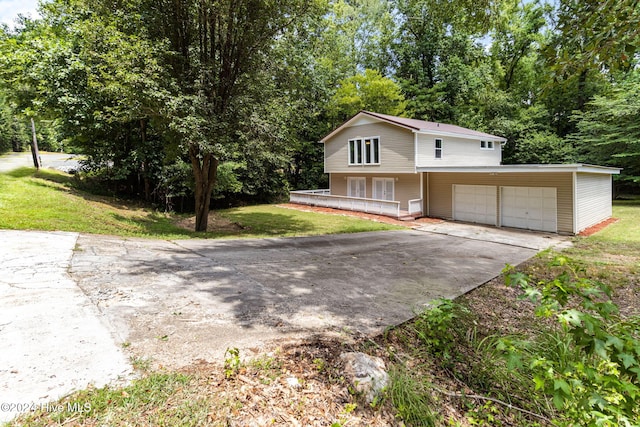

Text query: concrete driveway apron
(68, 229), (544, 369)
(0, 231), (131, 423)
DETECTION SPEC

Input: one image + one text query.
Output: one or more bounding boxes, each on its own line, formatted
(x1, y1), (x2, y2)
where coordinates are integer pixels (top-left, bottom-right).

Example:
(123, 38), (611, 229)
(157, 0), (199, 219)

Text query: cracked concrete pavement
(0, 231), (131, 423)
(1, 226), (568, 422)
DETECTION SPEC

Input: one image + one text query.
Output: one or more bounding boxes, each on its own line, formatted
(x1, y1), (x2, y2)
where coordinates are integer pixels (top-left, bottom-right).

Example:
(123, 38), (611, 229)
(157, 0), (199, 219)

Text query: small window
(480, 140), (494, 150)
(349, 137), (380, 165)
(435, 138), (442, 159)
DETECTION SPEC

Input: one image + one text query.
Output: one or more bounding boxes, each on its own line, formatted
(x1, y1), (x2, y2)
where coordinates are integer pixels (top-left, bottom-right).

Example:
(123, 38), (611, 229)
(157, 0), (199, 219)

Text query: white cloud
(0, 0), (41, 28)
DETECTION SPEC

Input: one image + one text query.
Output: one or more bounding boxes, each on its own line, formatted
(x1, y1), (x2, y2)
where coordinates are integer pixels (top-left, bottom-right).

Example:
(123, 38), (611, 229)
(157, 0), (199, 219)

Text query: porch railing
(408, 198), (423, 215)
(290, 190), (401, 218)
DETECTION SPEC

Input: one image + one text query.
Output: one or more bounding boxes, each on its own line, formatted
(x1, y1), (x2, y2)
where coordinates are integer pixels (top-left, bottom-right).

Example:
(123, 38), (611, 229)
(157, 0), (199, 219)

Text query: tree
(148, 0), (314, 231)
(393, 0), (503, 123)
(327, 69), (407, 124)
(569, 72), (640, 193)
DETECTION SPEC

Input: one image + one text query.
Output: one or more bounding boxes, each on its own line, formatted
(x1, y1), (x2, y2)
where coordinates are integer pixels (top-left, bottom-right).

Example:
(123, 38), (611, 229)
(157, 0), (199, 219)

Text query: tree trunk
(30, 118), (41, 170)
(190, 146), (219, 232)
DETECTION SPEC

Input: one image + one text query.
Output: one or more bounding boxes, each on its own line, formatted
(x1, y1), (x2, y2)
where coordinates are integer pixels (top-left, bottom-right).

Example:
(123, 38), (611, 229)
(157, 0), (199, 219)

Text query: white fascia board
(414, 130), (508, 143)
(320, 112), (415, 143)
(416, 164), (621, 174)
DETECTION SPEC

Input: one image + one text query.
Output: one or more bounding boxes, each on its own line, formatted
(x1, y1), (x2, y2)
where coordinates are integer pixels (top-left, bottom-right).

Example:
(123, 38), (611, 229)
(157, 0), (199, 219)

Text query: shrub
(503, 256), (640, 426)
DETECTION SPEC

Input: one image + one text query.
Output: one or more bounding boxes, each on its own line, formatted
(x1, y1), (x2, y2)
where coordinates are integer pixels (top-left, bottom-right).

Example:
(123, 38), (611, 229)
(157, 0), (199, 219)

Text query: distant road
(0, 151), (82, 173)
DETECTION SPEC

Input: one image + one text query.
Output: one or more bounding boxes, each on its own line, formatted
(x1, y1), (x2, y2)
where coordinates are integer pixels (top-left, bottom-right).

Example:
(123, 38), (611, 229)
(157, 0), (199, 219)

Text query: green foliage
(388, 365), (439, 427)
(568, 71), (640, 192)
(223, 347), (241, 379)
(414, 298), (470, 365)
(328, 69), (407, 123)
(503, 257), (640, 426)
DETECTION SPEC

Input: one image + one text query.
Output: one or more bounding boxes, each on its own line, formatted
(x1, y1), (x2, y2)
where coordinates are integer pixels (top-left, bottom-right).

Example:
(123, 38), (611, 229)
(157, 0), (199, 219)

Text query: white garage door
(501, 186), (557, 232)
(453, 185), (497, 225)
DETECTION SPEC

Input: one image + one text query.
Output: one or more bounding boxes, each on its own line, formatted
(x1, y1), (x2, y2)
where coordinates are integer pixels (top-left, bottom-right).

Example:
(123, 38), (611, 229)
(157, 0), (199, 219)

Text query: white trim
(572, 171), (578, 234)
(320, 111), (508, 143)
(348, 136), (381, 166)
(480, 140), (494, 150)
(321, 112), (416, 142)
(413, 131), (418, 173)
(415, 129), (507, 142)
(435, 138), (443, 159)
(416, 164), (621, 174)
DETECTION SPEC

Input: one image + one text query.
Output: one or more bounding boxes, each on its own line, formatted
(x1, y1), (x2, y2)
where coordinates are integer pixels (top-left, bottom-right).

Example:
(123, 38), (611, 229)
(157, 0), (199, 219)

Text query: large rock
(340, 352), (389, 403)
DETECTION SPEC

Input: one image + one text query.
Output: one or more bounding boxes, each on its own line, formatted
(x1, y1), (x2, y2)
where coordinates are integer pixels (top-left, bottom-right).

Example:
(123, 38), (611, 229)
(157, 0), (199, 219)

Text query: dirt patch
(177, 337), (398, 426)
(279, 203), (444, 227)
(174, 212), (244, 233)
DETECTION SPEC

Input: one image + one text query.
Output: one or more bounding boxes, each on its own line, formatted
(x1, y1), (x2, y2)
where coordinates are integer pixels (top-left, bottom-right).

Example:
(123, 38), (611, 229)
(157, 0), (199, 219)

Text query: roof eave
(416, 164), (621, 174)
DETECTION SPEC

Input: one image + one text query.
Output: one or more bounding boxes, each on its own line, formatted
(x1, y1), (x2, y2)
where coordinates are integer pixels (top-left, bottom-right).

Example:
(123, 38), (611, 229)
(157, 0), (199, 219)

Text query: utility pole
(30, 118), (41, 170)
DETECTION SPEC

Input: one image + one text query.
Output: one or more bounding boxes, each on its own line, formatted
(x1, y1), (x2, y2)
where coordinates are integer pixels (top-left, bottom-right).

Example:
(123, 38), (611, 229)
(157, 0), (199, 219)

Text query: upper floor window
(349, 137), (380, 165)
(480, 140), (494, 150)
(435, 138), (443, 159)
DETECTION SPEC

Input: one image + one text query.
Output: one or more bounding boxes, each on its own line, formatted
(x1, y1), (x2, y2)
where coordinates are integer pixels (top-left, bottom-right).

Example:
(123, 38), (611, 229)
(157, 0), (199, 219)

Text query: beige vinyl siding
(575, 173), (612, 232)
(324, 122), (415, 173)
(330, 173), (420, 210)
(426, 172), (574, 234)
(416, 134), (502, 167)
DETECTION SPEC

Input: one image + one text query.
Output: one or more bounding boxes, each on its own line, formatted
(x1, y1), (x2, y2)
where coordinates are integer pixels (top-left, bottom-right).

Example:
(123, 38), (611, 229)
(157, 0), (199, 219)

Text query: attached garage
(453, 185), (497, 225)
(501, 186), (557, 233)
(421, 164), (620, 235)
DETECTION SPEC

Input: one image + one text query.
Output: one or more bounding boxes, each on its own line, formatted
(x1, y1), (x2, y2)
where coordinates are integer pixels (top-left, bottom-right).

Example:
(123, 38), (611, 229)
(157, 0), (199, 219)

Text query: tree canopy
(1, 0), (638, 224)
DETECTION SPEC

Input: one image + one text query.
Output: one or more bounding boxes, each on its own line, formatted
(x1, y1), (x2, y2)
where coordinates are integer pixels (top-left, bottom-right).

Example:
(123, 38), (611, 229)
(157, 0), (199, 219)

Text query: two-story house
(290, 110), (620, 234)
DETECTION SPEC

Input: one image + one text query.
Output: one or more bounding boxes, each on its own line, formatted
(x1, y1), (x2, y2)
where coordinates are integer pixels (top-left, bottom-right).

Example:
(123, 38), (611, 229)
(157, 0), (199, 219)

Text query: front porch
(289, 189), (422, 221)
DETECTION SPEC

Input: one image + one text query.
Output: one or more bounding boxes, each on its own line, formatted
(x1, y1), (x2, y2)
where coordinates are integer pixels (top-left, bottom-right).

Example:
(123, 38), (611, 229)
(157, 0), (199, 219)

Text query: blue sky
(0, 0), (40, 28)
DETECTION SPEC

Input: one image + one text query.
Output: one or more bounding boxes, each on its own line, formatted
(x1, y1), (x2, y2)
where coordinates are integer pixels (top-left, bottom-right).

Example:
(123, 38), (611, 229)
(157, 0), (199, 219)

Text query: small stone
(340, 352), (388, 403)
(286, 376), (301, 388)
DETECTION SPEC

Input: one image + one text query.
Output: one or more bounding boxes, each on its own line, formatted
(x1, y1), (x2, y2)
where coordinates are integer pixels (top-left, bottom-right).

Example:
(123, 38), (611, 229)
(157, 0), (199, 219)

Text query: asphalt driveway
(1, 227), (564, 421)
(69, 229), (545, 367)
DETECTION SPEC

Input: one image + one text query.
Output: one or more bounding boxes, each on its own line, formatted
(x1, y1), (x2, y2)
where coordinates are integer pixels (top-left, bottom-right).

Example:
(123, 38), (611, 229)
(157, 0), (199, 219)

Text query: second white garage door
(501, 186), (557, 232)
(453, 185), (497, 225)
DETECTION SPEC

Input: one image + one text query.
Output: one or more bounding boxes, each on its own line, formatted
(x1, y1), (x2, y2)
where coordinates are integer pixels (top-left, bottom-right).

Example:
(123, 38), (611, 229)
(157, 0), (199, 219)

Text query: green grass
(6, 373), (210, 427)
(564, 199), (640, 277)
(588, 199), (640, 244)
(0, 168), (402, 239)
(215, 204), (402, 238)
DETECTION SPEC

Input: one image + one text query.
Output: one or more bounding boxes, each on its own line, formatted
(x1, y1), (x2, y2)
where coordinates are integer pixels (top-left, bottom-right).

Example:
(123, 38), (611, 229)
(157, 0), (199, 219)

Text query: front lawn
(0, 168), (402, 239)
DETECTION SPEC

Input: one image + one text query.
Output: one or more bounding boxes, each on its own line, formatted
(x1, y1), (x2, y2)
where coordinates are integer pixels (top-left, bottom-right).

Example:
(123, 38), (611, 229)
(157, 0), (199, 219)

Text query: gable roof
(321, 110), (507, 143)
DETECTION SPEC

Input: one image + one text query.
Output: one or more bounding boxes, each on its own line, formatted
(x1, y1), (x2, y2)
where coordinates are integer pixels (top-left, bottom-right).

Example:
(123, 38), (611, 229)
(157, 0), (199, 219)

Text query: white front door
(373, 178), (394, 201)
(347, 177), (366, 198)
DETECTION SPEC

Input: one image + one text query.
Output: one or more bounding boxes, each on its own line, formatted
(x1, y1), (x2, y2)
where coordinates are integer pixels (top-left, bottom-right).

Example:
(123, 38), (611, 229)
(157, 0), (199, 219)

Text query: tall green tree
(393, 0), (502, 123)
(569, 72), (640, 192)
(147, 0), (314, 231)
(327, 69), (407, 124)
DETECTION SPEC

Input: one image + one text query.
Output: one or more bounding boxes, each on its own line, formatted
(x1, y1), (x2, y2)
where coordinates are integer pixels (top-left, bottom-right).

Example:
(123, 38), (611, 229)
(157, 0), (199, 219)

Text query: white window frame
(348, 136), (380, 165)
(480, 140), (494, 150)
(347, 177), (366, 198)
(435, 138), (443, 159)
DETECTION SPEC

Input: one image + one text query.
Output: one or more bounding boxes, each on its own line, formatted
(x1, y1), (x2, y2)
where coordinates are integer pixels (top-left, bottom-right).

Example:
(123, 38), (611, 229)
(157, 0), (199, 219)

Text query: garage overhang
(416, 164), (621, 175)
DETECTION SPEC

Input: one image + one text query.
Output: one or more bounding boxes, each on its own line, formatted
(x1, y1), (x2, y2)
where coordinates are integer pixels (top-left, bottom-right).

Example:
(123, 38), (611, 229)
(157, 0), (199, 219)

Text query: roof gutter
(415, 164), (622, 174)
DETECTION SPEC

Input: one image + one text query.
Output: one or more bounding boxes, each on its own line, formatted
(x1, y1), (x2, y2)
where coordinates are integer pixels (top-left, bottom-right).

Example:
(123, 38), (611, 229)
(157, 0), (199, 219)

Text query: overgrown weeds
(385, 255), (640, 426)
